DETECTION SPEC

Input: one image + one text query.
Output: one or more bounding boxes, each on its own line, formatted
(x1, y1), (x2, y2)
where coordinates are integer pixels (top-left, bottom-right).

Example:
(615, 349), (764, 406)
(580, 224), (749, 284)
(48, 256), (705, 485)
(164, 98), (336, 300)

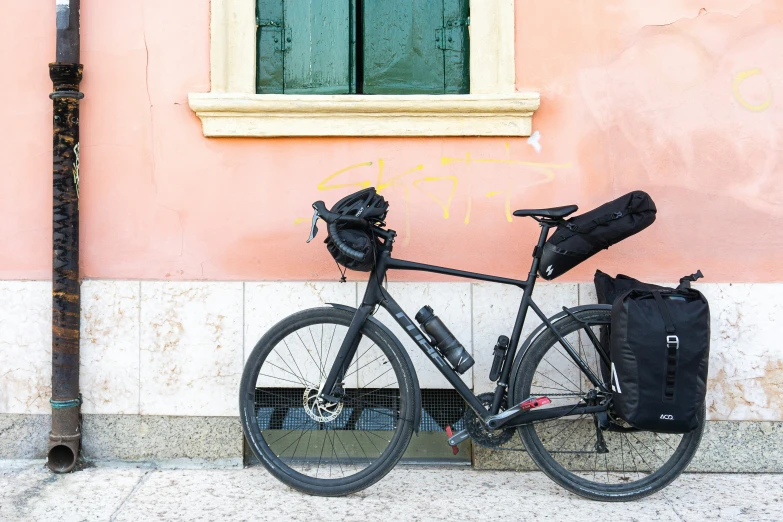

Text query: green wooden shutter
(256, 0), (285, 93)
(256, 0), (354, 94)
(362, 0), (469, 95)
(442, 0), (469, 94)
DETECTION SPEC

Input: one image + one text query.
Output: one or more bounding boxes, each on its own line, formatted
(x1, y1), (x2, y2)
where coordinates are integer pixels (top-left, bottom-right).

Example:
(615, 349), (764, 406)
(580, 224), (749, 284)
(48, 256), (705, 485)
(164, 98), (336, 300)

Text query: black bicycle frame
(320, 222), (608, 428)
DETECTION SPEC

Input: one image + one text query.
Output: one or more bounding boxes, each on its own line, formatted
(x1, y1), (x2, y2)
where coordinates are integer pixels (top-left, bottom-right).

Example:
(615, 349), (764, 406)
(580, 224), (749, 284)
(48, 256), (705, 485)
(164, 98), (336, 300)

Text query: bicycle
(239, 190), (704, 501)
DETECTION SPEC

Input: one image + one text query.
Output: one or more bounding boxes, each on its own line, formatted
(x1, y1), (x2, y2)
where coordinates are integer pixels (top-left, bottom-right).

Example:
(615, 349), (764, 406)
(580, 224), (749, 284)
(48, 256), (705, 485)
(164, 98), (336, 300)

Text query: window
(189, 0), (539, 137)
(256, 0), (469, 95)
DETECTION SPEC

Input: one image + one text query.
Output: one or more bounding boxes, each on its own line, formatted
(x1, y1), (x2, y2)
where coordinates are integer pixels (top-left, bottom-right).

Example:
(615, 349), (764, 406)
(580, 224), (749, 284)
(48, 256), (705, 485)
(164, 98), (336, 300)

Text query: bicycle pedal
(445, 425), (467, 455)
(519, 396), (551, 411)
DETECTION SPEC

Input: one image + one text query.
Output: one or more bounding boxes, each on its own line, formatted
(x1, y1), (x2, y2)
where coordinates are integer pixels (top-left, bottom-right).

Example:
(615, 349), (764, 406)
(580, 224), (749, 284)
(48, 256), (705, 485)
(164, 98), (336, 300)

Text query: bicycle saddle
(513, 205), (578, 219)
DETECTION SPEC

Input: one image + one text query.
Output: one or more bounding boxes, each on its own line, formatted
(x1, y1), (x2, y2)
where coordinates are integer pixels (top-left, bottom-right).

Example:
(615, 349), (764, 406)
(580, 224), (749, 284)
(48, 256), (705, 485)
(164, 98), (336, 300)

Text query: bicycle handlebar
(312, 201), (367, 228)
(328, 222), (367, 262)
(313, 201), (369, 263)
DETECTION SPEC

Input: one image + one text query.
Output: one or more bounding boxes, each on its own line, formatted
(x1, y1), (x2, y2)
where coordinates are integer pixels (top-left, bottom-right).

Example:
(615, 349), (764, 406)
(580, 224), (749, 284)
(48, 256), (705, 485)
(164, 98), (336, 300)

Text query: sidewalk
(1, 461), (781, 521)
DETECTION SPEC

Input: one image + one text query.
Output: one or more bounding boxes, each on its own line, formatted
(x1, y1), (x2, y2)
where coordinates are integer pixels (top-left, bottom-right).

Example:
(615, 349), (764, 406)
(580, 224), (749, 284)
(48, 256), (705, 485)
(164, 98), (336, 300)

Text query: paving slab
(0, 462), (146, 522)
(1, 461), (781, 522)
(661, 473), (783, 521)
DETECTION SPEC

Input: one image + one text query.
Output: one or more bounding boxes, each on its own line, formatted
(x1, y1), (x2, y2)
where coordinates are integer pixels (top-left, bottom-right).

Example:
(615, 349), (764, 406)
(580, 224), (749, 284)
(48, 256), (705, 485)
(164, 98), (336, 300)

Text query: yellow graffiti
(309, 159), (424, 245)
(302, 147), (573, 240)
(732, 68), (773, 112)
(485, 190), (513, 222)
(442, 152), (570, 169)
(376, 159), (424, 192)
(317, 161), (374, 191)
(413, 176), (458, 219)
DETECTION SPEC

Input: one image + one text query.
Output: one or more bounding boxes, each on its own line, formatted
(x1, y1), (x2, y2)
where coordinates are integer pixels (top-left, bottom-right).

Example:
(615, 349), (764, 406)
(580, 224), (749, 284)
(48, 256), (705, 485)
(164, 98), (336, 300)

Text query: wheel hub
(303, 386), (343, 423)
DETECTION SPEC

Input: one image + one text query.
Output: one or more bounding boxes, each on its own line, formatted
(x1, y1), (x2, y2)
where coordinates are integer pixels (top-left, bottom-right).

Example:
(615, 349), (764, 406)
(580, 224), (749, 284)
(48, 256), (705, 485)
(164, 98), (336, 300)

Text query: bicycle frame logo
(610, 362), (622, 393)
(395, 312), (447, 369)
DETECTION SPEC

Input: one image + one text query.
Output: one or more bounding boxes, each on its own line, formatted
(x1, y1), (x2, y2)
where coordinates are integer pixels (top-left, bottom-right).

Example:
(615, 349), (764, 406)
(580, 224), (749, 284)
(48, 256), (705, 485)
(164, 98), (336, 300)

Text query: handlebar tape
(313, 201), (368, 228)
(328, 222), (368, 263)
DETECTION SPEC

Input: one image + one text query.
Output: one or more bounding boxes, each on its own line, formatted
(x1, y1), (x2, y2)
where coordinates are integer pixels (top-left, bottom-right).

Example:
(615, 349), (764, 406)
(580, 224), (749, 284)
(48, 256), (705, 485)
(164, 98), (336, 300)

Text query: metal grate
(419, 389), (466, 431)
(255, 388), (466, 432)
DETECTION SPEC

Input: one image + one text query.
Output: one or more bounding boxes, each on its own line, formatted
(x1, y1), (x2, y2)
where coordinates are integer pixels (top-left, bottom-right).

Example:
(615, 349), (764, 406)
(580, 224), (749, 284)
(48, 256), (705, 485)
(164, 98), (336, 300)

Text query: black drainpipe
(48, 0), (83, 473)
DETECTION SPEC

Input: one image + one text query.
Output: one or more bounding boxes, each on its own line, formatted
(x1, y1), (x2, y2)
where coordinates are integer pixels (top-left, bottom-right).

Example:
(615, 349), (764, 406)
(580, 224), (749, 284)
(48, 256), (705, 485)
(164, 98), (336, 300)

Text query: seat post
(529, 222), (552, 277)
(489, 221), (554, 415)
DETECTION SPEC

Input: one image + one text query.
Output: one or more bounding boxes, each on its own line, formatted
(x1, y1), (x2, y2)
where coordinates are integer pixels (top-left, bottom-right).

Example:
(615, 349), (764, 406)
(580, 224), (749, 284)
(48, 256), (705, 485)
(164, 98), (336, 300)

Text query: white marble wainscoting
(80, 281), (141, 414)
(243, 281), (357, 373)
(0, 281), (52, 414)
(0, 280), (781, 423)
(139, 282), (243, 416)
(700, 284), (783, 421)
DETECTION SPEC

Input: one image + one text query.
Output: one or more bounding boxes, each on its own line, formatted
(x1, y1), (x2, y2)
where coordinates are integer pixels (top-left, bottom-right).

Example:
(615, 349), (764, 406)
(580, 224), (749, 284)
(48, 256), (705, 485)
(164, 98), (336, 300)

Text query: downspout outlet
(47, 398), (81, 473)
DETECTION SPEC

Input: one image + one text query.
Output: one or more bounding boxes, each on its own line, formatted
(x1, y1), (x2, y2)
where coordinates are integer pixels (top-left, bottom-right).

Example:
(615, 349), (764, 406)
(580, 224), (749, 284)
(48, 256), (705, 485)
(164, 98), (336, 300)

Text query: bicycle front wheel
(240, 307), (416, 497)
(513, 308), (704, 501)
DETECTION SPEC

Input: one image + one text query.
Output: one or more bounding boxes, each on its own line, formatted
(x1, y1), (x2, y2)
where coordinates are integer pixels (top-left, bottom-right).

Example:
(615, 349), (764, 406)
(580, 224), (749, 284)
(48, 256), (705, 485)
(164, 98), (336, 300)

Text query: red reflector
(520, 397), (551, 411)
(445, 425), (459, 455)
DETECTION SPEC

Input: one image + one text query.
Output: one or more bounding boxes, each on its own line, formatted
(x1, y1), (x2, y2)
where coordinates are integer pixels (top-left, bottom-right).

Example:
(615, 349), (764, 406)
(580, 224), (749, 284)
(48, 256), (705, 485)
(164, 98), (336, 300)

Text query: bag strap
(652, 291), (676, 334)
(565, 206), (630, 234)
(653, 291), (678, 401)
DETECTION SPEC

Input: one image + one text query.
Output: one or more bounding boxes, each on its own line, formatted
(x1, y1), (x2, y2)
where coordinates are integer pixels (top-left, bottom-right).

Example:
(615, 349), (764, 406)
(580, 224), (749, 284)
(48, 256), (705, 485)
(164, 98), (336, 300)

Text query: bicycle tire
(513, 308), (705, 501)
(240, 307), (416, 497)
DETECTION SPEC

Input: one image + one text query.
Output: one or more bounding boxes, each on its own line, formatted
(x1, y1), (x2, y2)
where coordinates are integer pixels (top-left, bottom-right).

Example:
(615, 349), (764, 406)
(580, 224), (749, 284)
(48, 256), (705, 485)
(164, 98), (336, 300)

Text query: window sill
(187, 93), (540, 137)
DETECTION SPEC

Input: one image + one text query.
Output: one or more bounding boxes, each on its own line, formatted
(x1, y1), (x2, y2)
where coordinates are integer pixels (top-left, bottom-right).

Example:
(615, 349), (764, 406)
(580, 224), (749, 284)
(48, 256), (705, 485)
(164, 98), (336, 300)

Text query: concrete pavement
(1, 461), (781, 521)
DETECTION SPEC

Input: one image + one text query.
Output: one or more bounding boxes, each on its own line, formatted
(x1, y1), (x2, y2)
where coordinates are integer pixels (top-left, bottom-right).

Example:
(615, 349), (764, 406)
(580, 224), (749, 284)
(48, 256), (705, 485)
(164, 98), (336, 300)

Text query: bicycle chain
(464, 393), (515, 449)
(474, 393), (593, 452)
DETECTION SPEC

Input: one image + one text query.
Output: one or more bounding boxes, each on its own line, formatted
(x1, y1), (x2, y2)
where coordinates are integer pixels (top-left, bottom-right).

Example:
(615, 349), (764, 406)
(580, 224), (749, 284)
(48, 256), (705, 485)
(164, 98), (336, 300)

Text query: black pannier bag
(594, 270), (670, 307)
(610, 286), (710, 433)
(538, 191), (657, 280)
(593, 270), (670, 385)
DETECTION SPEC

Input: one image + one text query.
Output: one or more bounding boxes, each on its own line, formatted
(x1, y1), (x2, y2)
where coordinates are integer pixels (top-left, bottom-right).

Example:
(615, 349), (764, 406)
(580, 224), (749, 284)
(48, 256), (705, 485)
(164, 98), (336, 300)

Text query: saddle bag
(610, 285), (710, 433)
(539, 191), (657, 280)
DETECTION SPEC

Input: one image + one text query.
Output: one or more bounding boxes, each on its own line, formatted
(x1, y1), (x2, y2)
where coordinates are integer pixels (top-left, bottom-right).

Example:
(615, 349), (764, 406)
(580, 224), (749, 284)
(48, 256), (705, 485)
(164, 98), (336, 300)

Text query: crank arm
(447, 428), (469, 447)
(487, 403), (608, 430)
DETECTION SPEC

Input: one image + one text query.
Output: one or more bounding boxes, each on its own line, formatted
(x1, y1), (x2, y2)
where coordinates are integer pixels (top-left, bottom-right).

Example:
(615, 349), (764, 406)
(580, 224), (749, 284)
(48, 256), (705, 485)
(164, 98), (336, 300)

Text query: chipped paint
(527, 130), (542, 153)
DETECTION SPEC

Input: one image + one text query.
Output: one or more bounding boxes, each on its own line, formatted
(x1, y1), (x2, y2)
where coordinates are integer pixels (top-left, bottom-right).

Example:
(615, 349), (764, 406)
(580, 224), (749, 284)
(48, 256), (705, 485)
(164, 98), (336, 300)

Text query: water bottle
(415, 306), (475, 374)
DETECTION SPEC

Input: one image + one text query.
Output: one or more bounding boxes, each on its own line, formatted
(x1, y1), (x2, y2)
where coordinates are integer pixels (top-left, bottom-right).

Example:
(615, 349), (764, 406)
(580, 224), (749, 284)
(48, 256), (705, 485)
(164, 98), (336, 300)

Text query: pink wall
(1, 0), (781, 282)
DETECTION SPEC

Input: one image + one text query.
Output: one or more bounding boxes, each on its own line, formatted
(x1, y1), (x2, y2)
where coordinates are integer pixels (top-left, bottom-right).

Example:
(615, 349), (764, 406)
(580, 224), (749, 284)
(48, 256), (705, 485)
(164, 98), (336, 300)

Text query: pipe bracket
(50, 395), (82, 409)
(50, 91), (84, 100)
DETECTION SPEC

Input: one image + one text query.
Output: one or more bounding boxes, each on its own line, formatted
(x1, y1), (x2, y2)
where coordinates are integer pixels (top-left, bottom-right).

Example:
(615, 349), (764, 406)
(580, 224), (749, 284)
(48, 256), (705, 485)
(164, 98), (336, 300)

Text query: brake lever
(306, 208), (320, 243)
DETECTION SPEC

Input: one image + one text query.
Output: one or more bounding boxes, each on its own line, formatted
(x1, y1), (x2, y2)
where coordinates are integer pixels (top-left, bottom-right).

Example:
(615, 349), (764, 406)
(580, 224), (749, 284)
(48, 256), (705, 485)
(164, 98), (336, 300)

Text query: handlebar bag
(538, 191), (657, 280)
(325, 225), (376, 272)
(610, 288), (710, 433)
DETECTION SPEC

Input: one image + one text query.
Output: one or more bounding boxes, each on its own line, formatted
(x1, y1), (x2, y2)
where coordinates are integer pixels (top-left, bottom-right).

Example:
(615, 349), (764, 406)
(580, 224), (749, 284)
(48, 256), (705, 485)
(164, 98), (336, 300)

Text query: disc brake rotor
(464, 393), (514, 449)
(303, 386), (343, 423)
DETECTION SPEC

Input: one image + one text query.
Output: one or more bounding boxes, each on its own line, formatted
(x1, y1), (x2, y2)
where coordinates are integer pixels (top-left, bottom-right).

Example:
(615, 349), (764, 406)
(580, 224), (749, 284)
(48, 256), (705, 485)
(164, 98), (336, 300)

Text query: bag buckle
(666, 335), (679, 350)
(612, 211), (623, 219)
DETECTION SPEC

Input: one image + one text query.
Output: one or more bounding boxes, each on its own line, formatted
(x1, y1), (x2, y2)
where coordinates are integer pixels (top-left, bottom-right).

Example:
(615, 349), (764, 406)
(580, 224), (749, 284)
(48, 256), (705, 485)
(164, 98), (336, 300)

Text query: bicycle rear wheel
(240, 307), (416, 496)
(513, 308), (704, 501)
